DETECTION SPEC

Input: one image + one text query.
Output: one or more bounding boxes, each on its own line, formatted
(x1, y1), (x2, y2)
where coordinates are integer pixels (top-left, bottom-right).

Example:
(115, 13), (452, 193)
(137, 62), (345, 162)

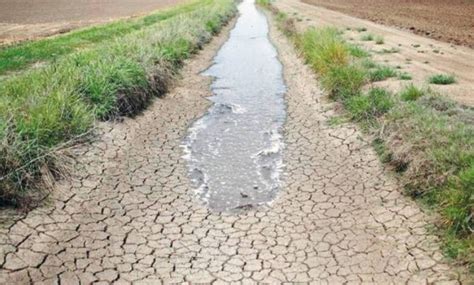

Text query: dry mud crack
(0, 2), (468, 284)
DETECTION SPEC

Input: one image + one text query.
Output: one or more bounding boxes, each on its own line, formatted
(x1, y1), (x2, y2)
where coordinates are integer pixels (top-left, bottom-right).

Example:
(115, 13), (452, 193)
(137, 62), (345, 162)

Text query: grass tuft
(372, 138), (392, 163)
(321, 65), (366, 99)
(346, 88), (393, 123)
(398, 72), (412, 80)
(256, 0), (271, 6)
(429, 74), (456, 85)
(378, 47), (400, 54)
(347, 44), (369, 58)
(368, 65), (397, 82)
(374, 35), (384, 45)
(296, 27), (349, 74)
(399, 84), (425, 101)
(361, 59), (377, 69)
(360, 33), (374, 41)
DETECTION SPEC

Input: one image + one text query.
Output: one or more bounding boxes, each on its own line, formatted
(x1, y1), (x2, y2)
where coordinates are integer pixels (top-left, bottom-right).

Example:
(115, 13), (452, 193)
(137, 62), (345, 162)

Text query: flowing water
(182, 0), (286, 212)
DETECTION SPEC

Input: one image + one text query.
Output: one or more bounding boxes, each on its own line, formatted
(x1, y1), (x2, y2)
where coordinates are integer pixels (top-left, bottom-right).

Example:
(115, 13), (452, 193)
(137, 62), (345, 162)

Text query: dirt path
(0, 4), (467, 284)
(276, 0), (474, 107)
(0, 0), (184, 45)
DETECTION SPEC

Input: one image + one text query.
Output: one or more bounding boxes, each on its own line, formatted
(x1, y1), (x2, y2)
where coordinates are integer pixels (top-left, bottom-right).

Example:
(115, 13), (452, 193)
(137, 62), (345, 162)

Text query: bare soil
(302, 0), (474, 48)
(0, 0), (184, 44)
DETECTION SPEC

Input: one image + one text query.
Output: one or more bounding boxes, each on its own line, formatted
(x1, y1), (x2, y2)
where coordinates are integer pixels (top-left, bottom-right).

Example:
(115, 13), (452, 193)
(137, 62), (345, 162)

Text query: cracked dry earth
(0, 8), (468, 285)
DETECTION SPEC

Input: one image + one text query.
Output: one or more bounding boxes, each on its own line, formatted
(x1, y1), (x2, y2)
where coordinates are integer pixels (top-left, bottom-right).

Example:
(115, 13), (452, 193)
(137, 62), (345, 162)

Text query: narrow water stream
(182, 0), (286, 212)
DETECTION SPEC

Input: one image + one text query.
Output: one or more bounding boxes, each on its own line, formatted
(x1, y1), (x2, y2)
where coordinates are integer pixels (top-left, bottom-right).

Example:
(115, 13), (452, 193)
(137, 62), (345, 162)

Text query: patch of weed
(372, 138), (392, 163)
(296, 27), (349, 74)
(346, 87), (393, 123)
(347, 44), (369, 58)
(429, 74), (456, 85)
(361, 59), (377, 69)
(399, 84), (424, 101)
(374, 35), (384, 45)
(360, 33), (374, 41)
(328, 116), (347, 126)
(321, 64), (366, 99)
(368, 65), (397, 82)
(398, 72), (412, 80)
(378, 47), (400, 54)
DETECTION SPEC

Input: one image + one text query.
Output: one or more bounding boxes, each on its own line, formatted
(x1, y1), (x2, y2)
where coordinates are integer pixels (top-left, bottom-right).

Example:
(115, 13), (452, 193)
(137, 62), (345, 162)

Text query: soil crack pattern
(182, 0), (286, 212)
(0, 0), (467, 283)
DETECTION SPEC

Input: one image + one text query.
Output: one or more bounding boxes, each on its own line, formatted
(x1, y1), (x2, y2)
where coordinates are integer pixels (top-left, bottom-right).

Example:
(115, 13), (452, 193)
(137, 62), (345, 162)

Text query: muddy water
(182, 0), (286, 212)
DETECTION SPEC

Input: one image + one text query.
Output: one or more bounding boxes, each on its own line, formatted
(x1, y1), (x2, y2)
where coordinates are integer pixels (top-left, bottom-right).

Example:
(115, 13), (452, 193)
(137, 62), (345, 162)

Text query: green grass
(356, 27), (367, 32)
(0, 0), (212, 76)
(368, 65), (397, 82)
(256, 0), (271, 6)
(399, 84), (424, 101)
(381, 98), (474, 270)
(360, 33), (374, 41)
(374, 35), (384, 45)
(385, 99), (473, 210)
(378, 47), (400, 54)
(271, 11), (297, 37)
(295, 27), (349, 75)
(372, 138), (392, 163)
(346, 88), (393, 124)
(263, 3), (474, 270)
(361, 59), (377, 69)
(321, 65), (366, 100)
(328, 116), (348, 126)
(347, 44), (369, 58)
(398, 72), (412, 80)
(429, 74), (456, 85)
(0, 0), (236, 204)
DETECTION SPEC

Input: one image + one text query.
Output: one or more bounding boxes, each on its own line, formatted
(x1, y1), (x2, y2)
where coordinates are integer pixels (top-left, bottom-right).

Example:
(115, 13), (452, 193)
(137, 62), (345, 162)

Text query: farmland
(302, 0), (474, 48)
(0, 0), (186, 44)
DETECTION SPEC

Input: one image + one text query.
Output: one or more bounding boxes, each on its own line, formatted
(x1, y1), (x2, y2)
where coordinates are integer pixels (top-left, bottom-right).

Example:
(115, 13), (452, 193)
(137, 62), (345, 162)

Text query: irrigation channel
(182, 0), (287, 212)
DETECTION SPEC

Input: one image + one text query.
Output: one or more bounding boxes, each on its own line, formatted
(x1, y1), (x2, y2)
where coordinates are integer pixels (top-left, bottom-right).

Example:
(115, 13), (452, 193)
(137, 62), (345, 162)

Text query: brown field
(0, 0), (184, 44)
(302, 0), (474, 48)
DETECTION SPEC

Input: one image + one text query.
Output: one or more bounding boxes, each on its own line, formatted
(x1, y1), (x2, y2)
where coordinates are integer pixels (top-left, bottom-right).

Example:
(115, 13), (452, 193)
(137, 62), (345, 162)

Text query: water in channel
(182, 0), (287, 212)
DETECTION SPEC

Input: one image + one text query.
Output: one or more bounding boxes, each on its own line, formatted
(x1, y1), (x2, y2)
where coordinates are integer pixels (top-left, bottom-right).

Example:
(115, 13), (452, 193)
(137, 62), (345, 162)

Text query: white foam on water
(181, 0), (287, 212)
(229, 103), (247, 114)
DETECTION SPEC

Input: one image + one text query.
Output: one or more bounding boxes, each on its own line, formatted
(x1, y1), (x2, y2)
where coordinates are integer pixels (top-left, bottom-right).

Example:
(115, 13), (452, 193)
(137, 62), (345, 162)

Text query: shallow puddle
(182, 0), (286, 212)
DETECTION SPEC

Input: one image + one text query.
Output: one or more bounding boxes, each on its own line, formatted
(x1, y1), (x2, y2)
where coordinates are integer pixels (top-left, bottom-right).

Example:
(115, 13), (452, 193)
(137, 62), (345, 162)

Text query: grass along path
(259, 0), (473, 272)
(0, 0), (236, 205)
(0, 0), (212, 76)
